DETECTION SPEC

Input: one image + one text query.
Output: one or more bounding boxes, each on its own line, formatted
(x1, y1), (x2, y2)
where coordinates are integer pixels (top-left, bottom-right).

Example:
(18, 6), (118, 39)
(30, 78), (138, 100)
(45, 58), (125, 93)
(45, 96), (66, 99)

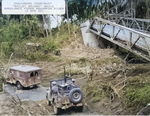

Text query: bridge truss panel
(117, 18), (150, 33)
(89, 17), (150, 61)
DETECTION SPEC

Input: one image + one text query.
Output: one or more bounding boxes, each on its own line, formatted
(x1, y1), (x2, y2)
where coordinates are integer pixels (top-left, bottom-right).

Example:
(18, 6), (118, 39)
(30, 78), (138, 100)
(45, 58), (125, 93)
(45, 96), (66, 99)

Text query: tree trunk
(57, 15), (60, 31)
(66, 0), (70, 36)
(48, 15), (52, 36)
(28, 22), (31, 38)
(42, 15), (48, 38)
(146, 0), (150, 18)
(104, 0), (107, 16)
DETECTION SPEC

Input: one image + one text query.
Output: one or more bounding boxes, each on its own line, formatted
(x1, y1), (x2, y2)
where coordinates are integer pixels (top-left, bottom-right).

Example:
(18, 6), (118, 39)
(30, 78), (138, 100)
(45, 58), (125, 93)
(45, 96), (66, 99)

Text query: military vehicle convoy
(5, 65), (83, 114)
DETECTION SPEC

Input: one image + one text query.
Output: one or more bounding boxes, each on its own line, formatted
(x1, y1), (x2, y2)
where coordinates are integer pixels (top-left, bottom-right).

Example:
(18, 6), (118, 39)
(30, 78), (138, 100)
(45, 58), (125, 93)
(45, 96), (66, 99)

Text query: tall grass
(125, 77), (150, 108)
(83, 82), (113, 103)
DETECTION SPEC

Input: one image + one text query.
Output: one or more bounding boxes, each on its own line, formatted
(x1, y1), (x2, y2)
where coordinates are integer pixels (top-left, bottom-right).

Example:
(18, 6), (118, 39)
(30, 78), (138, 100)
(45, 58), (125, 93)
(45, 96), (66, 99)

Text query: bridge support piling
(80, 20), (105, 48)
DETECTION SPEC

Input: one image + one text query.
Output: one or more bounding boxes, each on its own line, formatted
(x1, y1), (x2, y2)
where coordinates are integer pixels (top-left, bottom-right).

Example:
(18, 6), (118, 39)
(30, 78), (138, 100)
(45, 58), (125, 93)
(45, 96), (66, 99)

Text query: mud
(5, 84), (47, 101)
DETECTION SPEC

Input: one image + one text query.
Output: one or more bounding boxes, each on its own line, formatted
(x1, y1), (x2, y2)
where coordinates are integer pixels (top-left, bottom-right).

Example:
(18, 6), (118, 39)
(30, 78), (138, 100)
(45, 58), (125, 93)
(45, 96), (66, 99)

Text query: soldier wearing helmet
(52, 81), (56, 86)
(72, 79), (75, 83)
(51, 81), (58, 94)
(68, 79), (75, 90)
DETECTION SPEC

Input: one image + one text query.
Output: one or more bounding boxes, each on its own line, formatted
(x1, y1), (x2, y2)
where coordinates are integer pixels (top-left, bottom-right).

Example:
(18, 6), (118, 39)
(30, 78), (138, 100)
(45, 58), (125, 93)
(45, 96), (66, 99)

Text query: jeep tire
(16, 81), (23, 90)
(69, 88), (83, 104)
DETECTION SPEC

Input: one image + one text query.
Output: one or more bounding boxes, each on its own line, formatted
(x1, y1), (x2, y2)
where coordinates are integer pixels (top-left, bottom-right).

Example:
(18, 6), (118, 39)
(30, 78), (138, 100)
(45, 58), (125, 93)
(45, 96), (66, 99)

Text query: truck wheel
(53, 106), (61, 115)
(69, 88), (83, 104)
(16, 82), (23, 90)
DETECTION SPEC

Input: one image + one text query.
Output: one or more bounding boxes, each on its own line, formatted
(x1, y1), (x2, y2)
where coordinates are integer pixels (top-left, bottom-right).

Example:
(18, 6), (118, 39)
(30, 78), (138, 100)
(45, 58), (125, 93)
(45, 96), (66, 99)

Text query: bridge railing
(89, 17), (150, 61)
(117, 18), (150, 33)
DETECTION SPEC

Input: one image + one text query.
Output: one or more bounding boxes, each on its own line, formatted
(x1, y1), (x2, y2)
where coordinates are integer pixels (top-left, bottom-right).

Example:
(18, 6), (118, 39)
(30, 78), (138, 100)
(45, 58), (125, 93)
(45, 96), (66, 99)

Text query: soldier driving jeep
(46, 77), (83, 115)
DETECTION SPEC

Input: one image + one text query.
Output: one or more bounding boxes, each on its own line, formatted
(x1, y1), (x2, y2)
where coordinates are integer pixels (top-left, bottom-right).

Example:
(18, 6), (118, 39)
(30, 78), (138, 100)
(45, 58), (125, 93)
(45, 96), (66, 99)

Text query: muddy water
(4, 84), (48, 101)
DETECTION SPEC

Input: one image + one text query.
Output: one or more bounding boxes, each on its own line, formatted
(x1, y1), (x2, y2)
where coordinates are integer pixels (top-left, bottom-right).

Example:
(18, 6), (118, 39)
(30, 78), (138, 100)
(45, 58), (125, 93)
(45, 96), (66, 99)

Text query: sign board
(2, 0), (65, 14)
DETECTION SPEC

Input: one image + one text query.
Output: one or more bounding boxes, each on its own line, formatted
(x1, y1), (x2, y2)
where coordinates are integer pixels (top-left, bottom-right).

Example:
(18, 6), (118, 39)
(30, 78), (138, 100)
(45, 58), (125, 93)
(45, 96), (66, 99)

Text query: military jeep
(5, 65), (42, 90)
(46, 77), (83, 114)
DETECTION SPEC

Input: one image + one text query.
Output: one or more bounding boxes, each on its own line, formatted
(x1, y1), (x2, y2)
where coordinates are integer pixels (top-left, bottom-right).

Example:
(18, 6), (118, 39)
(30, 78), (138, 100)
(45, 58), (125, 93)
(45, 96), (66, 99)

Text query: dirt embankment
(0, 33), (150, 115)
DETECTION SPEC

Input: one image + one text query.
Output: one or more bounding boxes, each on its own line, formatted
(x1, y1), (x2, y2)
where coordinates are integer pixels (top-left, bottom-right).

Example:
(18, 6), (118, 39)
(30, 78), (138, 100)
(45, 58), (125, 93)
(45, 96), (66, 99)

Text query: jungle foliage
(63, 0), (150, 23)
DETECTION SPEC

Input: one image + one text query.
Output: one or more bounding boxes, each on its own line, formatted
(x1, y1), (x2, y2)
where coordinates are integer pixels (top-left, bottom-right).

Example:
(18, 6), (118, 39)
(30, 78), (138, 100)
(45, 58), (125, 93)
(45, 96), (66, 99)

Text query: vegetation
(0, 13), (80, 60)
(126, 84), (150, 108)
(125, 76), (150, 109)
(19, 23), (77, 61)
(83, 81), (113, 103)
(63, 0), (150, 23)
(97, 57), (121, 66)
(0, 0), (150, 114)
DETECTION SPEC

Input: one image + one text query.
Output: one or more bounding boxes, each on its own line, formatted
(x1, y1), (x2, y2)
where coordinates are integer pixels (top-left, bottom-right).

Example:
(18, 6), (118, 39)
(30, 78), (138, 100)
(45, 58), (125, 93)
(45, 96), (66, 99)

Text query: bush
(41, 39), (58, 53)
(0, 20), (25, 43)
(1, 42), (14, 56)
(83, 82), (113, 103)
(20, 25), (29, 38)
(126, 80), (150, 108)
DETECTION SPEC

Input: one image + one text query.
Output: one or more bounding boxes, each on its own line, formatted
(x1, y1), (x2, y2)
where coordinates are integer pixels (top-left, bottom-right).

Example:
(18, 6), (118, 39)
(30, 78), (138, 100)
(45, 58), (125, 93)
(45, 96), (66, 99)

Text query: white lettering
(2, 0), (65, 14)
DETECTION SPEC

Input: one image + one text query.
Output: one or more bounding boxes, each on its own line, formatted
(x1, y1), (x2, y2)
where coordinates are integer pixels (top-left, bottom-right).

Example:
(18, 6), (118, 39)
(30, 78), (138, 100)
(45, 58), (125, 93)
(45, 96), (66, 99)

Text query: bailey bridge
(80, 1), (150, 62)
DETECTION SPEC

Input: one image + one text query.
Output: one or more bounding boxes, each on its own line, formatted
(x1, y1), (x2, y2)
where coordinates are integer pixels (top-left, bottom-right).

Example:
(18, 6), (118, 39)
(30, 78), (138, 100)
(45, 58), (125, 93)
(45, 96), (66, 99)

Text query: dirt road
(5, 84), (47, 101)
(1, 82), (99, 115)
